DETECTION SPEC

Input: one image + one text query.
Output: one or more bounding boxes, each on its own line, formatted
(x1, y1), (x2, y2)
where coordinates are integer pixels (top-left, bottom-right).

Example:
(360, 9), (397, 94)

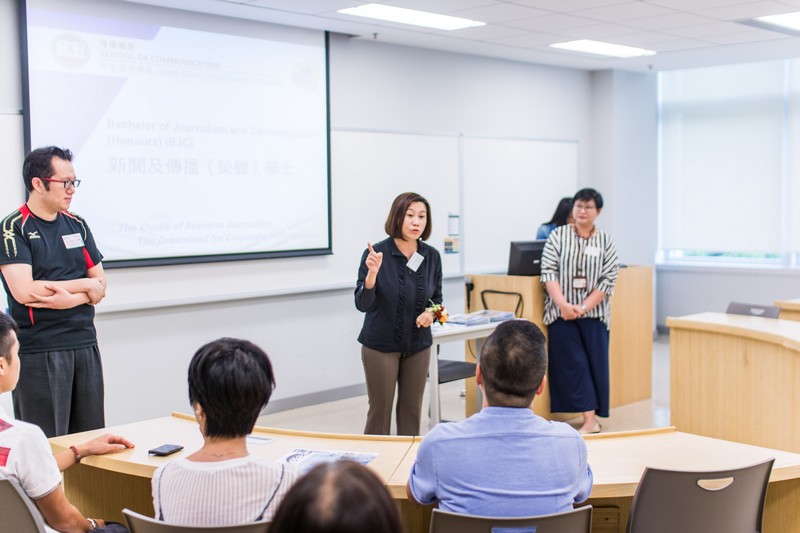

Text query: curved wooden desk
(50, 416), (800, 533)
(776, 298), (800, 322)
(49, 413), (418, 526)
(667, 312), (800, 452)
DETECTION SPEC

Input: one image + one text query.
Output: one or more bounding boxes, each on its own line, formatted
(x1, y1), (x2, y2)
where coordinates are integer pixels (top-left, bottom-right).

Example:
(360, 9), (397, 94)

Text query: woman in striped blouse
(151, 338), (299, 525)
(540, 188), (618, 434)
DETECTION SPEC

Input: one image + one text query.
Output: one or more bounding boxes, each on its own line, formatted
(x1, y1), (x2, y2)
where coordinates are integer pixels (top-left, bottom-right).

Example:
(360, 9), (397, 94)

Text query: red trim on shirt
(29, 307), (35, 326)
(0, 447), (9, 467)
(83, 247), (96, 269)
(18, 204), (33, 229)
(0, 419), (11, 432)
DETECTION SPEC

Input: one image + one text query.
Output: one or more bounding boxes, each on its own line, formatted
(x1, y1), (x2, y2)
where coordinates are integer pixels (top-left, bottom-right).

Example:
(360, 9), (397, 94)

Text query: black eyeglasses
(40, 178), (81, 190)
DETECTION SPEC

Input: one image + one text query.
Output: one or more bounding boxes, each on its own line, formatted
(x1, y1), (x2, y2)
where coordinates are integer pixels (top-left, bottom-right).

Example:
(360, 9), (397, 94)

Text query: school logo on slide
(52, 33), (89, 69)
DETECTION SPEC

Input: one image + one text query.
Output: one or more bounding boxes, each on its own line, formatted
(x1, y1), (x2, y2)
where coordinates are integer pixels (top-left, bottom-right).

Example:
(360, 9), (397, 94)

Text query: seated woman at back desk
(151, 338), (299, 526)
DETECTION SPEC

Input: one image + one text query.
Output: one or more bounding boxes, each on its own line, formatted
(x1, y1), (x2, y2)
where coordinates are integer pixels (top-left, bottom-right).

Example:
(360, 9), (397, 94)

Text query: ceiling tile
(449, 3), (550, 22)
(383, 0), (501, 13)
(644, 0), (752, 9)
(445, 24), (531, 41)
(612, 30), (687, 45)
(245, 0), (362, 14)
(575, 1), (678, 22)
(647, 37), (719, 51)
(696, 1), (798, 20)
(624, 11), (717, 30)
(552, 22), (643, 39)
(666, 20), (755, 37)
(513, 0), (637, 12)
(489, 31), (575, 48)
(500, 12), (598, 31)
(705, 27), (790, 43)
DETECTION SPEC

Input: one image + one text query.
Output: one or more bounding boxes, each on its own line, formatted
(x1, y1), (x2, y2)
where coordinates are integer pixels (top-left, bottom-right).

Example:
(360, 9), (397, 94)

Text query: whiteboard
(462, 137), (578, 274)
(332, 130), (461, 277)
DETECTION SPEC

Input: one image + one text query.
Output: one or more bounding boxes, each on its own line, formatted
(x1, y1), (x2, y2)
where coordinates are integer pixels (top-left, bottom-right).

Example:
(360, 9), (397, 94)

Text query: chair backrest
(626, 458), (774, 533)
(429, 505), (592, 533)
(726, 301), (781, 319)
(0, 473), (47, 533)
(123, 509), (270, 533)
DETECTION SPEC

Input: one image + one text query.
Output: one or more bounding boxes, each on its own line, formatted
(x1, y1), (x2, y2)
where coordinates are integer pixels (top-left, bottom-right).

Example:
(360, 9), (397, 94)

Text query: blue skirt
(547, 318), (609, 417)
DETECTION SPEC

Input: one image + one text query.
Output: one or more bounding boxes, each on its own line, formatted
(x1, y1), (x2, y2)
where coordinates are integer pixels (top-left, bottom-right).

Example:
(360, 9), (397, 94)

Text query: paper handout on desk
(277, 448), (378, 474)
(448, 310), (515, 325)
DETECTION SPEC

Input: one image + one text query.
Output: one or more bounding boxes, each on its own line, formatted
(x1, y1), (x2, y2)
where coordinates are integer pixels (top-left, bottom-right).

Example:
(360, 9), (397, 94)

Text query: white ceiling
(130, 0), (800, 72)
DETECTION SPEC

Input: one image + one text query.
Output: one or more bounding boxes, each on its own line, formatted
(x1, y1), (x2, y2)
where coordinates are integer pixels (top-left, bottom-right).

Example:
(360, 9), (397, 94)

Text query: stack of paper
(447, 313), (491, 326)
(448, 310), (515, 325)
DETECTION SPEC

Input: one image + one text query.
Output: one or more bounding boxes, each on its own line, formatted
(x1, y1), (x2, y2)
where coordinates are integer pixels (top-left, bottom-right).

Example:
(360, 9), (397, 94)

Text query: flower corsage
(426, 300), (448, 325)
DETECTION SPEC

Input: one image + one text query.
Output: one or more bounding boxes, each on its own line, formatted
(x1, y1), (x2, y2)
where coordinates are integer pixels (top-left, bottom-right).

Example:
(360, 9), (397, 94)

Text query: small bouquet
(426, 300), (448, 325)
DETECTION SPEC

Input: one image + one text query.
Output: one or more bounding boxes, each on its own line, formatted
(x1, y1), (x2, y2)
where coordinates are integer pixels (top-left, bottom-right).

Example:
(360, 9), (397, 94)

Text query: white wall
(657, 266), (794, 327)
(590, 70), (659, 268)
(1, 2), (607, 425)
(0, 0), (24, 416)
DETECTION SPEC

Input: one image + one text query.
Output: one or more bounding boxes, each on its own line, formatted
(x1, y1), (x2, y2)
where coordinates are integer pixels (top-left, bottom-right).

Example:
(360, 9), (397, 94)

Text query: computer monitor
(507, 240), (546, 276)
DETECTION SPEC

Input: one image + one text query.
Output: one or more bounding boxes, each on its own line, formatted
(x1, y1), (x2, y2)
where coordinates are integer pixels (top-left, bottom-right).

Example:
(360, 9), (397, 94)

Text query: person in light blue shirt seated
(406, 320), (592, 517)
(536, 197), (573, 239)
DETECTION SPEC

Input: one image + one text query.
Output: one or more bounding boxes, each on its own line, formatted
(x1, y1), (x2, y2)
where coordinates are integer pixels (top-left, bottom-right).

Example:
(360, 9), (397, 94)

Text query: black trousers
(13, 345), (105, 437)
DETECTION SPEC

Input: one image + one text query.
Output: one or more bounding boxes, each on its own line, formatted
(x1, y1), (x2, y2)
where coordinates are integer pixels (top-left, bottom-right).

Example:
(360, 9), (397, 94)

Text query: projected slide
(23, 0), (330, 265)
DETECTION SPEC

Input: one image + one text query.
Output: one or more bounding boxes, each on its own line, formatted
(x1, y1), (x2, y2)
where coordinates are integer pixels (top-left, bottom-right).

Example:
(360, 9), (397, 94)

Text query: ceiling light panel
(337, 3), (485, 31)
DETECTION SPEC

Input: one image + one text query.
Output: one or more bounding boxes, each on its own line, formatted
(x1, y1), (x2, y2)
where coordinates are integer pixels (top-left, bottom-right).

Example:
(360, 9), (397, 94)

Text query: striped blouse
(152, 455), (299, 526)
(540, 224), (619, 329)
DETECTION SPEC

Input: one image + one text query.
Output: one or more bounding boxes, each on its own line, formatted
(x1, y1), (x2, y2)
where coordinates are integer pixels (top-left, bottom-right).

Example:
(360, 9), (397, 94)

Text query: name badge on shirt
(407, 252), (425, 272)
(584, 246), (601, 257)
(573, 276), (588, 289)
(62, 233), (85, 249)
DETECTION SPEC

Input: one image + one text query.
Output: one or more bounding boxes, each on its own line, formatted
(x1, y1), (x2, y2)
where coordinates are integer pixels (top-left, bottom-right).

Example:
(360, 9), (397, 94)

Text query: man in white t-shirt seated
(0, 312), (134, 532)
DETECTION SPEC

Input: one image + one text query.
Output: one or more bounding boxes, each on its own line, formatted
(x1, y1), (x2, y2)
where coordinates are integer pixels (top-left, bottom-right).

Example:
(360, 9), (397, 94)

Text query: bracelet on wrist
(69, 445), (82, 464)
(87, 517), (98, 529)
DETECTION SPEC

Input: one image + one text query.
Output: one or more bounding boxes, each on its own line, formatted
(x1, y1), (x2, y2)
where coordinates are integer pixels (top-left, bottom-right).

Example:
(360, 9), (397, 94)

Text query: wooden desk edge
(582, 426), (676, 440)
(666, 314), (800, 353)
(173, 411), (417, 443)
(775, 299), (800, 311)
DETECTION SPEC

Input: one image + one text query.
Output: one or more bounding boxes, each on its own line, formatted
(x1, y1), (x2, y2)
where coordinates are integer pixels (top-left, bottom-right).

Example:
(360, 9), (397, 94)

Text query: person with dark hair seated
(407, 320), (592, 517)
(151, 338), (298, 526)
(536, 197), (574, 239)
(270, 461), (402, 533)
(0, 312), (133, 532)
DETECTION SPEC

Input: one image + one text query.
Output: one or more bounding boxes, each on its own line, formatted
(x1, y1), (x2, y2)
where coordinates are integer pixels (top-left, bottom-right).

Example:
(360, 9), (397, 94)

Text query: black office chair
(435, 345), (477, 422)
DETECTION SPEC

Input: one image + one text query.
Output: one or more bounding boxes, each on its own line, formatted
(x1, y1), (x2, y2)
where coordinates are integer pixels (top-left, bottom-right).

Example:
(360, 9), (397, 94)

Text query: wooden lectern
(463, 265), (653, 419)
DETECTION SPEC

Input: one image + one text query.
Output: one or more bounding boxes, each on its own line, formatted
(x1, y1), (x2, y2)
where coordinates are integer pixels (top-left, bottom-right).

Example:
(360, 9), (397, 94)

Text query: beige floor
(259, 335), (671, 435)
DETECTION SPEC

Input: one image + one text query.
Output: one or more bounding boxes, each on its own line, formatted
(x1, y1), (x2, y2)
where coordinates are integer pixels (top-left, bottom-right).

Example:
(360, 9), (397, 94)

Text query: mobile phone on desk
(148, 444), (184, 456)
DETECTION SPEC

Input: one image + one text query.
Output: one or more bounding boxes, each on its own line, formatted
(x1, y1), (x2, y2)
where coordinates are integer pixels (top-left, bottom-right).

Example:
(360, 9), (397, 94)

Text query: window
(659, 60), (800, 267)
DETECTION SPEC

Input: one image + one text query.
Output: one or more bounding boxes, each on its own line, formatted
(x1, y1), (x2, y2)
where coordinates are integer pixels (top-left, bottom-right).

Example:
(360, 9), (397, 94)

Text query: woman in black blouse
(355, 192), (443, 436)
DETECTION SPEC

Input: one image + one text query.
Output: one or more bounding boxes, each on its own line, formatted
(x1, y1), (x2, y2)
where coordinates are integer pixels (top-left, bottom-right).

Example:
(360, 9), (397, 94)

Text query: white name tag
(584, 246), (600, 257)
(407, 252), (424, 272)
(62, 233), (85, 249)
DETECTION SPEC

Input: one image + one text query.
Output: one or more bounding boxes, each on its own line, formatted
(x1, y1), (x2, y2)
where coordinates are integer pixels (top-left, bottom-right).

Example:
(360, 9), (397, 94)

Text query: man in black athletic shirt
(0, 146), (107, 437)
